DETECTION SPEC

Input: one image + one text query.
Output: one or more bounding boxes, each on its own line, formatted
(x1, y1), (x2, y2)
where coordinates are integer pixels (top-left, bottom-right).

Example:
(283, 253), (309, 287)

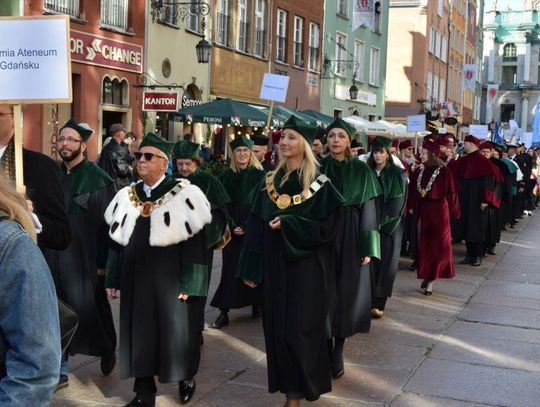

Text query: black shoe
(487, 248), (497, 255)
(423, 289), (433, 296)
(124, 395), (156, 407)
(251, 305), (261, 319)
(210, 312), (229, 329)
(331, 350), (344, 379)
(101, 352), (116, 376)
(409, 262), (417, 271)
(471, 257), (482, 267)
(179, 378), (196, 404)
(55, 375), (69, 392)
(459, 257), (472, 265)
(420, 280), (428, 289)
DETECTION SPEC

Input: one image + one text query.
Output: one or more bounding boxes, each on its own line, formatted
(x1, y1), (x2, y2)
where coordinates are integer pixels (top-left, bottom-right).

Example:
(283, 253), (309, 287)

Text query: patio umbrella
(300, 110), (334, 127)
(173, 98), (268, 127)
(343, 116), (394, 137)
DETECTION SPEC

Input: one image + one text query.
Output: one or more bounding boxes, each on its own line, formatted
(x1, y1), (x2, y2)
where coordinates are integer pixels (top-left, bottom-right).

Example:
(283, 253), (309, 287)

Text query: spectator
(98, 123), (133, 189)
(0, 178), (61, 406)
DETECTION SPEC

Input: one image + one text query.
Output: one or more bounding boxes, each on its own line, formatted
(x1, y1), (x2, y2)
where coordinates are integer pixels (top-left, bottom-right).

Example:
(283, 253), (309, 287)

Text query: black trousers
(372, 297), (388, 311)
(134, 377), (157, 396)
(465, 241), (483, 258)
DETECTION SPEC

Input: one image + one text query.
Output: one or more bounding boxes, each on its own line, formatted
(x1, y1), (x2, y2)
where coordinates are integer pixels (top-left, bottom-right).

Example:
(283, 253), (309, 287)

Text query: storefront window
(102, 77), (129, 105)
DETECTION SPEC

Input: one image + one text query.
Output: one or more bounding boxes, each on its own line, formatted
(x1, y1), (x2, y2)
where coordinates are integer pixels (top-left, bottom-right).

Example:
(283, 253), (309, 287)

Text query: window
(237, 0), (248, 52)
(433, 74), (439, 103)
(374, 2), (382, 33)
(333, 108), (343, 118)
(426, 71), (433, 101)
(500, 104), (515, 122)
(435, 31), (441, 59)
(441, 36), (448, 62)
(308, 23), (320, 71)
(44, 0), (79, 17)
(338, 0), (348, 17)
(216, 0), (230, 46)
(439, 77), (446, 102)
(369, 47), (380, 86)
(438, 0), (443, 16)
(254, 0), (265, 57)
(186, 7), (200, 32)
(102, 77), (128, 105)
(335, 32), (348, 76)
(354, 40), (365, 81)
(503, 43), (517, 62)
(502, 66), (517, 84)
(161, 3), (179, 26)
(293, 16), (304, 66)
(276, 9), (287, 62)
(429, 27), (435, 54)
(100, 0), (129, 31)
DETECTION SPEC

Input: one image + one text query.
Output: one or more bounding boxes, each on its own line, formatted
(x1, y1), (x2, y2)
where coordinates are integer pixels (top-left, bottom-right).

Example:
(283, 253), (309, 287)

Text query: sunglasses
(134, 152), (168, 161)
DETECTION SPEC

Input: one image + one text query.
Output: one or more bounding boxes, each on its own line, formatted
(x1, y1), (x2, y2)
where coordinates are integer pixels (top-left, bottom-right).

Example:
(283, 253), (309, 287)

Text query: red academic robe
(408, 165), (461, 281)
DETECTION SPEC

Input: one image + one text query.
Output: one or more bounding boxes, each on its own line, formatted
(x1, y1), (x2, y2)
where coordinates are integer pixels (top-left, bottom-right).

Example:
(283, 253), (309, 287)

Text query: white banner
(406, 114), (426, 132)
(487, 84), (499, 105)
(469, 124), (488, 139)
(353, 0), (374, 31)
(463, 64), (477, 90)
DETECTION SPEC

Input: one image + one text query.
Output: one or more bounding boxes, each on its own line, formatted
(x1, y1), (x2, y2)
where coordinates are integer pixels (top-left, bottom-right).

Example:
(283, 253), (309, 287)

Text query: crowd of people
(1, 101), (539, 406)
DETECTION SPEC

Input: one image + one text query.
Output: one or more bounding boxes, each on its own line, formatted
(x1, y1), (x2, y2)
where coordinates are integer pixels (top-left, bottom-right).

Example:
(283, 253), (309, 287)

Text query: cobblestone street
(53, 214), (540, 406)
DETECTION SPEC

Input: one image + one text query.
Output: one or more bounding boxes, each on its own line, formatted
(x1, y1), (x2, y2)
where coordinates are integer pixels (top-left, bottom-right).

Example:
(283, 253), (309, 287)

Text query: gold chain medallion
(276, 193), (292, 209)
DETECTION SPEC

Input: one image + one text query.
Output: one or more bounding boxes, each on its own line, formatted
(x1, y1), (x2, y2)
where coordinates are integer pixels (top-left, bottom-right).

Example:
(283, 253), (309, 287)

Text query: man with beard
(251, 133), (274, 172)
(452, 135), (498, 266)
(105, 134), (212, 406)
(52, 118), (117, 388)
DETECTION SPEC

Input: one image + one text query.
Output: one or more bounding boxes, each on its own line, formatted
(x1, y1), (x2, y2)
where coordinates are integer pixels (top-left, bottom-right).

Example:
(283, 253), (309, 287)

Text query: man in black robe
(251, 133), (274, 172)
(98, 123), (133, 189)
(105, 134), (212, 407)
(453, 135), (497, 266)
(50, 118), (117, 387)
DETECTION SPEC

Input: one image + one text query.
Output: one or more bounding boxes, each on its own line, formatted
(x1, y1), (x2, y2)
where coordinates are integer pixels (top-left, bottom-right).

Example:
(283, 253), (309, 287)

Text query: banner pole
(13, 104), (24, 194)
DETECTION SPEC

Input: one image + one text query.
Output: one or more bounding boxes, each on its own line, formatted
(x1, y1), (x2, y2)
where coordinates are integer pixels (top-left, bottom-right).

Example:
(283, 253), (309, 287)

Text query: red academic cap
(399, 139), (412, 150)
(391, 138), (399, 148)
(422, 139), (441, 156)
(464, 135), (481, 146)
(436, 137), (451, 147)
(479, 141), (493, 151)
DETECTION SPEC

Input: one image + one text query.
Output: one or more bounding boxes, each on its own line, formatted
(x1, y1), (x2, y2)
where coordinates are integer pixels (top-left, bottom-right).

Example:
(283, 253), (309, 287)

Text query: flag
(353, 0), (374, 31)
(532, 95), (540, 147)
(487, 84), (499, 105)
(446, 101), (456, 116)
(463, 64), (477, 90)
(492, 122), (503, 144)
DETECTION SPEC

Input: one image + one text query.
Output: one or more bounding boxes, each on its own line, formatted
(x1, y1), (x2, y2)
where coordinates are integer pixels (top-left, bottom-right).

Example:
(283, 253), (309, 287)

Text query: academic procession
(2, 1), (540, 407)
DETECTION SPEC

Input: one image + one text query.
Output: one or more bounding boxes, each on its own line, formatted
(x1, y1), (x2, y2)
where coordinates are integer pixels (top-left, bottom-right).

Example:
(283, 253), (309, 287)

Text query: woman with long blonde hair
(0, 178), (61, 404)
(210, 136), (265, 328)
(237, 115), (344, 406)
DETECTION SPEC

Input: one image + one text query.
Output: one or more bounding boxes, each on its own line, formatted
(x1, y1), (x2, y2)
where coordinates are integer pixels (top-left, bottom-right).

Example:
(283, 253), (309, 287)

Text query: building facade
(482, 5), (540, 130)
(144, 2), (211, 143)
(270, 0), (324, 111)
(448, 0), (467, 122)
(321, 0), (389, 119)
(20, 0), (145, 161)
(385, 0), (451, 123)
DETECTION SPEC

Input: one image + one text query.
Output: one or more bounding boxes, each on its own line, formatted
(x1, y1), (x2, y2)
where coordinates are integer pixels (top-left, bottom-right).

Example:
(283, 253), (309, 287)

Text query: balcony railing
(44, 0), (80, 17)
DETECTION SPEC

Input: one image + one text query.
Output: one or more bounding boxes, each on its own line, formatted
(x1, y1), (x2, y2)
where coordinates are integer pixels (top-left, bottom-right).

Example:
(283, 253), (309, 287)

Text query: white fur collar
(104, 179), (212, 247)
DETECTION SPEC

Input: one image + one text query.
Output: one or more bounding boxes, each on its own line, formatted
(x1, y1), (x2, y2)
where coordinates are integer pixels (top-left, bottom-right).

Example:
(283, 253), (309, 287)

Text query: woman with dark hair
(320, 118), (381, 379)
(408, 140), (461, 295)
(210, 136), (264, 328)
(237, 115), (344, 406)
(367, 137), (408, 318)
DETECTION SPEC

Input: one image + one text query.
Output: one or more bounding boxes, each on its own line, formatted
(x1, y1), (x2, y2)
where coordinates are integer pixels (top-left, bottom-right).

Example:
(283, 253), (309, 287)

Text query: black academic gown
(107, 177), (211, 383)
(211, 167), (264, 310)
(370, 165), (408, 300)
(49, 159), (116, 357)
(320, 157), (381, 338)
(237, 170), (344, 401)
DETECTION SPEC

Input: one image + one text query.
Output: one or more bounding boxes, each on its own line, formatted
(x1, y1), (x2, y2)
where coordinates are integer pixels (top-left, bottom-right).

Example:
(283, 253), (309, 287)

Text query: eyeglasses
(57, 136), (83, 144)
(134, 152), (168, 161)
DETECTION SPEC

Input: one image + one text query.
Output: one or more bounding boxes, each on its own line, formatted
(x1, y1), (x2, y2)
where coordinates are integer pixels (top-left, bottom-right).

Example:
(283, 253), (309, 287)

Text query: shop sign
(143, 91), (178, 112)
(182, 96), (203, 108)
(335, 83), (376, 106)
(70, 30), (143, 73)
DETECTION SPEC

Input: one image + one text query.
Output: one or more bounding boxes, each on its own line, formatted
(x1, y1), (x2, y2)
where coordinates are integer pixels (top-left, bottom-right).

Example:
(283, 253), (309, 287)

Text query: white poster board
(0, 16), (72, 104)
(259, 73), (290, 103)
(406, 114), (426, 132)
(523, 132), (533, 149)
(469, 124), (488, 139)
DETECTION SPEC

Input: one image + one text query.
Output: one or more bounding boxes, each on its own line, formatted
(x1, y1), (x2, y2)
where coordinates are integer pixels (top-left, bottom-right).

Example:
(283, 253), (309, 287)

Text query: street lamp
(196, 38), (211, 64)
(349, 80), (359, 100)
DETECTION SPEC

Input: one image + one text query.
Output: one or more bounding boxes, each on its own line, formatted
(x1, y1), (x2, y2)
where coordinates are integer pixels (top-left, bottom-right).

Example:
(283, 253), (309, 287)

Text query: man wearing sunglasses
(53, 118), (118, 389)
(104, 133), (212, 406)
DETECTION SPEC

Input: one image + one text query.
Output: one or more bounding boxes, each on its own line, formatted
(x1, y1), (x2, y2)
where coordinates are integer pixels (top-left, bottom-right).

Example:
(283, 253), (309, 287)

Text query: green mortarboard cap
(371, 136), (393, 150)
(325, 117), (356, 139)
(230, 135), (254, 150)
(173, 140), (201, 160)
(282, 115), (318, 145)
(139, 133), (174, 157)
(60, 118), (93, 141)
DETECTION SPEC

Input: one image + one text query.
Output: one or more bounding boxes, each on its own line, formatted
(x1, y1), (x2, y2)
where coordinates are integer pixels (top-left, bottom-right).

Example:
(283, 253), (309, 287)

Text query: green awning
(300, 110), (334, 127)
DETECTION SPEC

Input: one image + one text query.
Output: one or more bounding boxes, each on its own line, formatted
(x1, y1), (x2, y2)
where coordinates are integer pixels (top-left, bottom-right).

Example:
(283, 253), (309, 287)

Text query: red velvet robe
(408, 165), (461, 281)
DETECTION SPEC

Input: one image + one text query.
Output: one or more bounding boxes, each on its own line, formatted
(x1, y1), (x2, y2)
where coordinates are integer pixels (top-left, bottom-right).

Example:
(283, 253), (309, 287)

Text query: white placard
(259, 73), (290, 103)
(406, 115), (426, 132)
(523, 132), (533, 148)
(469, 124), (489, 139)
(0, 16), (72, 104)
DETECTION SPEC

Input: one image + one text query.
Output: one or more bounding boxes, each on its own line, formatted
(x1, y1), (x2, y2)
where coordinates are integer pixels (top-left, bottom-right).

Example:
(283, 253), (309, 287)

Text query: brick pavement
(52, 214), (540, 406)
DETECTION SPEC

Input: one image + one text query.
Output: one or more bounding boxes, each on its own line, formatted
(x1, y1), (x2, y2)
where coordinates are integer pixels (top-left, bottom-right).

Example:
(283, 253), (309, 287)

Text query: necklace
(266, 173), (329, 209)
(417, 164), (441, 198)
(128, 180), (189, 217)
